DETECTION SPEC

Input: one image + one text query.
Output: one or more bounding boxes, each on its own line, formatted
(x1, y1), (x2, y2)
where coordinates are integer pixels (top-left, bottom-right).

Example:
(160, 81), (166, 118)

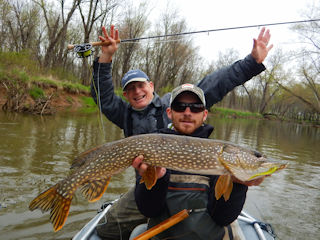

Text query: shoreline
(1, 86), (319, 127)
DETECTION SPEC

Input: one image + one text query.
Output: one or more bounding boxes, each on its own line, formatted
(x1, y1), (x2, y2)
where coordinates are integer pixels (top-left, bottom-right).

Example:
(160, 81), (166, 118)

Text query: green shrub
(11, 69), (30, 83)
(29, 86), (45, 100)
(80, 96), (96, 107)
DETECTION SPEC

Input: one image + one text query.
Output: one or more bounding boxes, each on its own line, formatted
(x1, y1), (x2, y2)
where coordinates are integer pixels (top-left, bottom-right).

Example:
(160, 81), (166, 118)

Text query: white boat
(73, 199), (276, 240)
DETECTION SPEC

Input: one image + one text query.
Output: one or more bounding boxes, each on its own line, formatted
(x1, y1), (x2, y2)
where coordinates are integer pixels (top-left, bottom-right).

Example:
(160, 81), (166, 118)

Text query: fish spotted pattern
(29, 133), (287, 232)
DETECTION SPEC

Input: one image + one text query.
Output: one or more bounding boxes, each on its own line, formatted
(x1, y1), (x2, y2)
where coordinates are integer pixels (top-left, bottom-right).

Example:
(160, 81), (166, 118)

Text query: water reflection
(209, 117), (320, 239)
(0, 111), (319, 239)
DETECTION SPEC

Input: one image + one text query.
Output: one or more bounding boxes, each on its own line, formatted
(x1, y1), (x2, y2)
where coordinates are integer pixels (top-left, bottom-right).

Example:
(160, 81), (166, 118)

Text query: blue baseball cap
(121, 69), (150, 90)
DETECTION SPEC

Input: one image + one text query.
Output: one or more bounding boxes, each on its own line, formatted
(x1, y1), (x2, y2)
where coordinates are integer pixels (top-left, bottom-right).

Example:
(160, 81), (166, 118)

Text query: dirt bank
(0, 85), (90, 114)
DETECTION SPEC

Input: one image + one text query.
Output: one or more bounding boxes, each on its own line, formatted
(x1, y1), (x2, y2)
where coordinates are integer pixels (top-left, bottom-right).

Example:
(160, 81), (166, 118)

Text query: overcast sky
(138, 0), (315, 63)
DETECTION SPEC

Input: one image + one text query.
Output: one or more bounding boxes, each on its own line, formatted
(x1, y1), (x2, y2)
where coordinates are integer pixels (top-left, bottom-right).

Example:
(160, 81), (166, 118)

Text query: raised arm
(91, 25), (127, 129)
(197, 27), (273, 108)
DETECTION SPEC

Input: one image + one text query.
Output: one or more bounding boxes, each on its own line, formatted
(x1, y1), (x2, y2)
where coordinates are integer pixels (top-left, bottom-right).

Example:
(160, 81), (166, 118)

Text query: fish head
(219, 144), (287, 182)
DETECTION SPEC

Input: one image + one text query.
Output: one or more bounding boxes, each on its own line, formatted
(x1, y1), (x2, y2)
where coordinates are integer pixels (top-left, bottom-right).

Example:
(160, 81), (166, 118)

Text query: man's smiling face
(166, 92), (208, 135)
(123, 81), (154, 109)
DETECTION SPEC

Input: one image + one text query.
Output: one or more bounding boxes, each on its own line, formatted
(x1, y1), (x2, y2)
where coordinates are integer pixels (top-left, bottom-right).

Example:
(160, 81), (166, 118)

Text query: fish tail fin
(81, 177), (111, 202)
(215, 175), (233, 201)
(139, 166), (157, 190)
(29, 185), (72, 232)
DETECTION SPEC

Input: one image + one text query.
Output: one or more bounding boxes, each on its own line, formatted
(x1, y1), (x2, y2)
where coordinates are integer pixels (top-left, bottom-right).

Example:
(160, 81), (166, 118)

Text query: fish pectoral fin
(81, 177), (111, 202)
(141, 166), (157, 190)
(215, 175), (233, 201)
(29, 184), (72, 232)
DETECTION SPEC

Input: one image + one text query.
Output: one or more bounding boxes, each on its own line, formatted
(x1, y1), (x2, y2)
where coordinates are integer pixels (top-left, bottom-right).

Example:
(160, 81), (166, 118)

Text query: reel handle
(67, 39), (121, 50)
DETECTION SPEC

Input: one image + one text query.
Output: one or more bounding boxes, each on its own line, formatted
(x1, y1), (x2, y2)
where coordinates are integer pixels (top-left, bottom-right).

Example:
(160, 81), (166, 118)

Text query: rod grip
(67, 39), (121, 50)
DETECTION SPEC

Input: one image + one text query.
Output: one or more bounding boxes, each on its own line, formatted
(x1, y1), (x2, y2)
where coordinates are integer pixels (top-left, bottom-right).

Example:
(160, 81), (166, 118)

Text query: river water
(0, 111), (319, 240)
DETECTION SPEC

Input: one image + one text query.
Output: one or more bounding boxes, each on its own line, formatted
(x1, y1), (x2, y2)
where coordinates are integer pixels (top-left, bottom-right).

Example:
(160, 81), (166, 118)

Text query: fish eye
(253, 151), (262, 158)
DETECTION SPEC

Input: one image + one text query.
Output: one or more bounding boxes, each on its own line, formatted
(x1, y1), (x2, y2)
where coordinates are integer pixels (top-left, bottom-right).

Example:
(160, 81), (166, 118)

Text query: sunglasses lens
(172, 102), (205, 113)
(171, 102), (186, 112)
(190, 105), (205, 113)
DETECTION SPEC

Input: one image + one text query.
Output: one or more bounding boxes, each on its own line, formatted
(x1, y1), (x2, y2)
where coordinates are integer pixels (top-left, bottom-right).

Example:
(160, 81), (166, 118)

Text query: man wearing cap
(132, 84), (264, 239)
(92, 25), (272, 239)
(92, 25), (272, 137)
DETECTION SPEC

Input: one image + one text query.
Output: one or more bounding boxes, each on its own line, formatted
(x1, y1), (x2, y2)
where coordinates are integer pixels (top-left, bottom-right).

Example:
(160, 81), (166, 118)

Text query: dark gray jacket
(91, 55), (265, 137)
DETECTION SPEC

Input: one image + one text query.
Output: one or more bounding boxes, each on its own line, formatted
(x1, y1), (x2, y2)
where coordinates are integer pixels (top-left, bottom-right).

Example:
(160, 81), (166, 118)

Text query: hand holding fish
(132, 155), (167, 179)
(231, 175), (269, 186)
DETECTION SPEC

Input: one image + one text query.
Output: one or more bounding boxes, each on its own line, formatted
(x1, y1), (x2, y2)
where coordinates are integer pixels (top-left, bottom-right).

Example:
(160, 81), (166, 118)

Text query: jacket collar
(150, 93), (162, 108)
(159, 124), (214, 138)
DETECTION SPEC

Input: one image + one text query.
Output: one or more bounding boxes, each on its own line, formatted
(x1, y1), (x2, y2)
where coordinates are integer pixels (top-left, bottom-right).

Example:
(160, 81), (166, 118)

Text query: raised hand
(98, 25), (119, 63)
(251, 27), (273, 64)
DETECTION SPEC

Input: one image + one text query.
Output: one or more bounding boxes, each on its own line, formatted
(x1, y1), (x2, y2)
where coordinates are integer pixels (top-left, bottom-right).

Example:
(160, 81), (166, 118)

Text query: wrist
(98, 53), (113, 63)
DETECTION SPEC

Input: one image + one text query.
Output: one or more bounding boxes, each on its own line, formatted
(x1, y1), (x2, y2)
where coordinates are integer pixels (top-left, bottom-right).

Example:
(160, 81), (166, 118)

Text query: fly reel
(73, 43), (94, 58)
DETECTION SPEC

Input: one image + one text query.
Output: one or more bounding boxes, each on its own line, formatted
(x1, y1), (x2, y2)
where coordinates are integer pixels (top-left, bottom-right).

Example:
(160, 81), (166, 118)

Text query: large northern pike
(29, 133), (286, 232)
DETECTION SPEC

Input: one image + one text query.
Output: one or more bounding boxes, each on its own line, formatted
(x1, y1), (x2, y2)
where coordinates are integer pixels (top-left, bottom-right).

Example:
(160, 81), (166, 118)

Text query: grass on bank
(0, 51), (90, 95)
(79, 96), (98, 113)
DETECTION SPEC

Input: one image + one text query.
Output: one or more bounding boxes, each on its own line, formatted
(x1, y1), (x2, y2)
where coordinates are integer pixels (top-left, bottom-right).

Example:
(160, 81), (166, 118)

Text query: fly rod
(67, 18), (320, 58)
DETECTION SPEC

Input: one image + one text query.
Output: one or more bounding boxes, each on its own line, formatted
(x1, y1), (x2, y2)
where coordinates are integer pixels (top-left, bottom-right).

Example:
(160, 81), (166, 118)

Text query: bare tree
(207, 49), (240, 109)
(142, 7), (200, 92)
(5, 1), (40, 52)
(111, 1), (150, 88)
(33, 0), (81, 69)
(289, 5), (320, 114)
(0, 1), (13, 51)
(77, 0), (118, 85)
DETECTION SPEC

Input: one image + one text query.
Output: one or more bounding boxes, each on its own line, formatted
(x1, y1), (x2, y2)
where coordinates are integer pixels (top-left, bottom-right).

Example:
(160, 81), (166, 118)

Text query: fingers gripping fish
(29, 133), (287, 232)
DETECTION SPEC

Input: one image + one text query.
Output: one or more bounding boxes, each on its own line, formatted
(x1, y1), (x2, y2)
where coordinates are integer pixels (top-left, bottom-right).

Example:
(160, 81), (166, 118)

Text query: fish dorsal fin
(81, 177), (111, 202)
(70, 146), (101, 169)
(215, 175), (233, 201)
(140, 166), (157, 190)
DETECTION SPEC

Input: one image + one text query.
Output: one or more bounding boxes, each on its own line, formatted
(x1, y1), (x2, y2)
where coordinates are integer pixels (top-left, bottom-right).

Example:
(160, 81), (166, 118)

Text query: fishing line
(96, 63), (106, 140)
(90, 61), (106, 141)
(117, 18), (320, 43)
(79, 52), (106, 141)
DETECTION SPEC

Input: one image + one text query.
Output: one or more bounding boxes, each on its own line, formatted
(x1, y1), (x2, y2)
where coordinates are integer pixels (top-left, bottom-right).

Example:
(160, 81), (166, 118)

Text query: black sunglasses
(171, 102), (205, 113)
